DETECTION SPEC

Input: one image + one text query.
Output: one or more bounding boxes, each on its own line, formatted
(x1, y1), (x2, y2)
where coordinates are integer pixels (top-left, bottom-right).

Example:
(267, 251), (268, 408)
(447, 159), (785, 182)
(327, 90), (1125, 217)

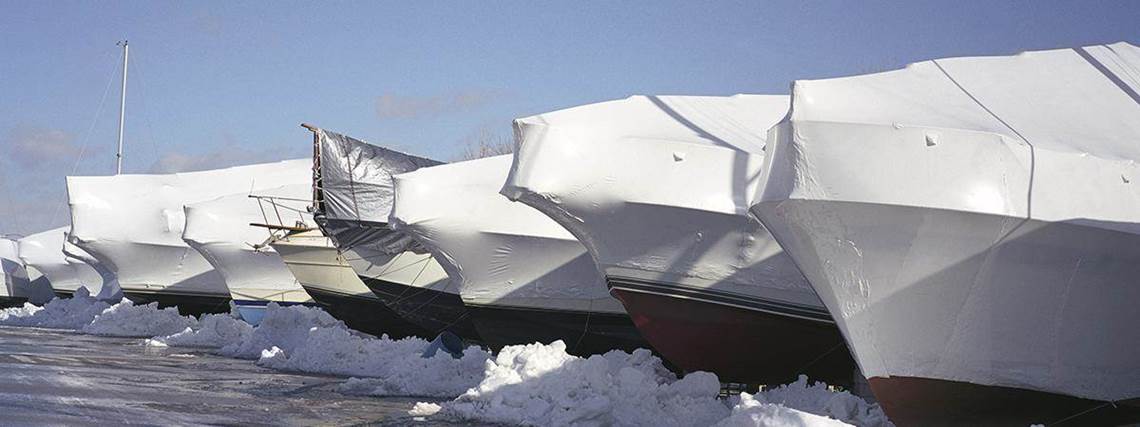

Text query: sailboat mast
(115, 40), (129, 175)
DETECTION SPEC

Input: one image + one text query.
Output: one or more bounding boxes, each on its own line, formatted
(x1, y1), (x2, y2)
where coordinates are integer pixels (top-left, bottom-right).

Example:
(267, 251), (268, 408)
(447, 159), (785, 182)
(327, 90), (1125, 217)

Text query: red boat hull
(869, 376), (1140, 426)
(609, 277), (856, 387)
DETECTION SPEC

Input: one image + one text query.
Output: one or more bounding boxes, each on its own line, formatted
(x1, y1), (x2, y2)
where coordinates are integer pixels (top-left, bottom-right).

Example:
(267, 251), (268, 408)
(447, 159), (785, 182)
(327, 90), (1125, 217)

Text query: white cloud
(4, 126), (82, 163)
(375, 90), (501, 120)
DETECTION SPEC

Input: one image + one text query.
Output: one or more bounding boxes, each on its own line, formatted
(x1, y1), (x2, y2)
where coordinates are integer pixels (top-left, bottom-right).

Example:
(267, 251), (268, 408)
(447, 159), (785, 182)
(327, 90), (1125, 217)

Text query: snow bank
(438, 340), (730, 426)
(250, 307), (491, 397)
(429, 341), (890, 427)
(217, 303), (344, 359)
(150, 313), (252, 348)
(81, 300), (197, 338)
(0, 288), (111, 329)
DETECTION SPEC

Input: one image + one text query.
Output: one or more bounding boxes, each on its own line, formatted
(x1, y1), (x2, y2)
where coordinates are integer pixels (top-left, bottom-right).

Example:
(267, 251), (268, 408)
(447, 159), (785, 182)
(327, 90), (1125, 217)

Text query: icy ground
(0, 293), (891, 426)
(0, 326), (454, 426)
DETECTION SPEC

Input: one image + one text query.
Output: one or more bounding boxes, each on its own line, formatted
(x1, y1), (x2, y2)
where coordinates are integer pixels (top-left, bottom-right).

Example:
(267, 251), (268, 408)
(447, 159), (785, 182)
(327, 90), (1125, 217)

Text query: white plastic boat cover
(752, 42), (1140, 402)
(0, 237), (53, 304)
(391, 155), (623, 314)
(62, 238), (119, 300)
(18, 226), (104, 297)
(182, 184), (313, 304)
(503, 95), (821, 313)
(67, 159), (310, 299)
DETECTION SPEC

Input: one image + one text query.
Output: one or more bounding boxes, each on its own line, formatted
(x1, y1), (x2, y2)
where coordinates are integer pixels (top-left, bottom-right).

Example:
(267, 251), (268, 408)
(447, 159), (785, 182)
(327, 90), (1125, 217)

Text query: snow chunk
(152, 313), (252, 348)
(217, 303), (343, 359)
(82, 299), (197, 337)
(409, 402), (442, 416)
(258, 321), (490, 397)
(716, 392), (852, 427)
(745, 376), (890, 427)
(438, 340), (731, 426)
(0, 288), (111, 329)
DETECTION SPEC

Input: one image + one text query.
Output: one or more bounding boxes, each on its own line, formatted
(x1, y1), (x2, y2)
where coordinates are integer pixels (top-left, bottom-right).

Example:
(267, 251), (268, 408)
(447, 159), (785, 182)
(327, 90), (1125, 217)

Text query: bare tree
(456, 128), (514, 160)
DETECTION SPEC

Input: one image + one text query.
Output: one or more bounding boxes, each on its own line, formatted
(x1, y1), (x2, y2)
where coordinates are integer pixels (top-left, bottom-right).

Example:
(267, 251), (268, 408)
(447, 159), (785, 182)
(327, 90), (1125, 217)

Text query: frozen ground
(0, 326), (456, 426)
(0, 295), (890, 426)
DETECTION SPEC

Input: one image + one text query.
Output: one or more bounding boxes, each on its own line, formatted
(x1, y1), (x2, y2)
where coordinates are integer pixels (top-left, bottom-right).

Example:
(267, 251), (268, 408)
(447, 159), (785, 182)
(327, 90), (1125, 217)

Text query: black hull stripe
(607, 276), (833, 323)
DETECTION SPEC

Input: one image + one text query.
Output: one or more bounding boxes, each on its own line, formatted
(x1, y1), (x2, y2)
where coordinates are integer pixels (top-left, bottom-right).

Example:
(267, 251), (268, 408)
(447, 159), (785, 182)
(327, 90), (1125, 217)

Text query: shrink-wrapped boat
(503, 95), (853, 385)
(751, 43), (1140, 425)
(306, 126), (472, 339)
(0, 236), (53, 307)
(17, 227), (106, 298)
(391, 155), (646, 355)
(67, 160), (309, 316)
(182, 184), (314, 325)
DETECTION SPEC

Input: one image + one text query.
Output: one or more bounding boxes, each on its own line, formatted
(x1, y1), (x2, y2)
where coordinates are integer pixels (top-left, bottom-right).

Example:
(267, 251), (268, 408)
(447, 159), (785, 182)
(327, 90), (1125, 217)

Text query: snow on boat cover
(66, 159), (310, 316)
(17, 226), (106, 298)
(390, 155), (646, 355)
(0, 237), (53, 306)
(751, 42), (1140, 424)
(309, 126), (471, 339)
(503, 94), (854, 385)
(182, 184), (315, 323)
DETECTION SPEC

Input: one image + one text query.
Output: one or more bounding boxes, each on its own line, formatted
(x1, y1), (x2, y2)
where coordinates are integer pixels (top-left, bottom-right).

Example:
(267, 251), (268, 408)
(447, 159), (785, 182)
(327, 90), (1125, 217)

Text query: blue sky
(2, 1), (1138, 235)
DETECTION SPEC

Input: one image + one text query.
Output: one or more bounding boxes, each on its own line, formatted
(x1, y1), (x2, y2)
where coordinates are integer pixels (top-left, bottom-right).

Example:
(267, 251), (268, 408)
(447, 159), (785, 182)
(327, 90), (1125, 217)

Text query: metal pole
(115, 40), (129, 175)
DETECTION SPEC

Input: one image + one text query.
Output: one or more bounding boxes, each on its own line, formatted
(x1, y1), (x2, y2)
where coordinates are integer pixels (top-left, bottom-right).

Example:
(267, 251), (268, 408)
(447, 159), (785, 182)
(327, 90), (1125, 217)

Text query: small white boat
(751, 42), (1140, 425)
(0, 237), (53, 307)
(67, 159), (309, 316)
(182, 185), (314, 325)
(305, 125), (472, 339)
(391, 155), (646, 355)
(503, 94), (853, 385)
(17, 227), (106, 298)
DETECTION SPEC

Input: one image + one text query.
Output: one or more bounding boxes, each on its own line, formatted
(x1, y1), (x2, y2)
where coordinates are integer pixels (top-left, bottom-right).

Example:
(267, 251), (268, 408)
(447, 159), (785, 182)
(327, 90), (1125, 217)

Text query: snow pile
(81, 299), (197, 338)
(715, 393), (851, 427)
(217, 304), (346, 359)
(0, 288), (111, 329)
(427, 341), (889, 427)
(149, 313), (252, 348)
(738, 376), (891, 427)
(437, 340), (731, 426)
(253, 310), (491, 397)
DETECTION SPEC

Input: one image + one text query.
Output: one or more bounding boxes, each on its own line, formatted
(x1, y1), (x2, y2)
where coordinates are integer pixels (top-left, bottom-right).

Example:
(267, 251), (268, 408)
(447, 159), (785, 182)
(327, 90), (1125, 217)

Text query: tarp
(504, 95), (818, 309)
(315, 128), (442, 225)
(391, 155), (622, 314)
(183, 184), (313, 304)
(1, 237), (53, 304)
(67, 159), (310, 298)
(751, 42), (1140, 403)
(18, 226), (105, 297)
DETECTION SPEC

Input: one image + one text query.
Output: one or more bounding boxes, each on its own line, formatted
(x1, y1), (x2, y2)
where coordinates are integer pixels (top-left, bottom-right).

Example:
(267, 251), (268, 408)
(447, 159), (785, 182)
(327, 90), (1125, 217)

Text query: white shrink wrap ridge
(503, 94), (854, 385)
(391, 155), (646, 354)
(67, 159), (309, 315)
(751, 42), (1140, 423)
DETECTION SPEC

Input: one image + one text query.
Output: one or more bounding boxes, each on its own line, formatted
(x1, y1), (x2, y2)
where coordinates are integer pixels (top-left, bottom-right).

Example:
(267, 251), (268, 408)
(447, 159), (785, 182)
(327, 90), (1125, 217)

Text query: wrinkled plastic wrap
(183, 184), (313, 304)
(751, 42), (1140, 402)
(67, 159), (310, 299)
(18, 227), (105, 297)
(1, 237), (53, 304)
(391, 155), (622, 314)
(503, 95), (820, 312)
